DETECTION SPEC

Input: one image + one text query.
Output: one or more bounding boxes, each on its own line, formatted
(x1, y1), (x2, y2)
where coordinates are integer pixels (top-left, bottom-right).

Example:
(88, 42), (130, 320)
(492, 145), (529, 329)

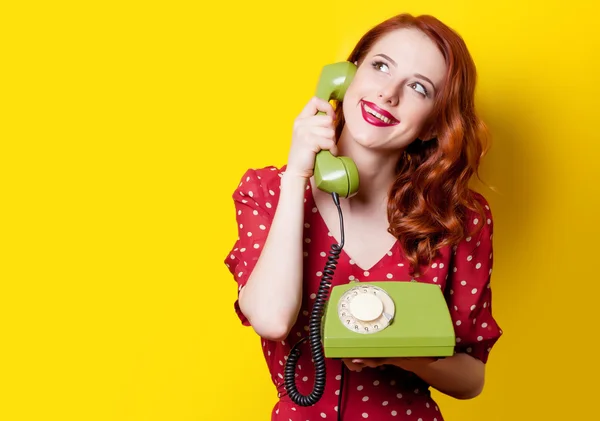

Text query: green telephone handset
(284, 62), (456, 408)
(312, 61), (360, 199)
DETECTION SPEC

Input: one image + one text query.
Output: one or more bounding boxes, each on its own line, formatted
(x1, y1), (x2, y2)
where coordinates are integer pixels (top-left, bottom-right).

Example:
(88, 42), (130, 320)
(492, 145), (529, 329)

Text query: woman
(224, 13), (502, 421)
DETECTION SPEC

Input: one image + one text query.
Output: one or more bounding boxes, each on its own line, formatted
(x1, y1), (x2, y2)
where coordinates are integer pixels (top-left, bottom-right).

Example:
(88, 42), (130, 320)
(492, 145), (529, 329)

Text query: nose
(378, 84), (399, 107)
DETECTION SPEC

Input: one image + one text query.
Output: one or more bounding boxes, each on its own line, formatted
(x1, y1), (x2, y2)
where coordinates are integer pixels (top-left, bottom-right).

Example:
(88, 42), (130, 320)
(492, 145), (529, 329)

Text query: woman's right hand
(285, 96), (338, 180)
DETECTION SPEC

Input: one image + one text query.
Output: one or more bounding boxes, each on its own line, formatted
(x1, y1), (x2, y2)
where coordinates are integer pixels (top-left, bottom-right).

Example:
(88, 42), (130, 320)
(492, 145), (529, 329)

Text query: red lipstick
(360, 100), (399, 127)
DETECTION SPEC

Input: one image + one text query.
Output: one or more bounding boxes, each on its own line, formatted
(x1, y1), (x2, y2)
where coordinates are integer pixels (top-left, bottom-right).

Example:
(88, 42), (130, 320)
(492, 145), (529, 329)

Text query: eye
(371, 60), (389, 73)
(410, 82), (429, 97)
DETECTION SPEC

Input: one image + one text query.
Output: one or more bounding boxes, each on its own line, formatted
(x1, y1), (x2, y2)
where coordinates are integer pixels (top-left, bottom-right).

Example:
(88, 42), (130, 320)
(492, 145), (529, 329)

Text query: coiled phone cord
(284, 192), (346, 416)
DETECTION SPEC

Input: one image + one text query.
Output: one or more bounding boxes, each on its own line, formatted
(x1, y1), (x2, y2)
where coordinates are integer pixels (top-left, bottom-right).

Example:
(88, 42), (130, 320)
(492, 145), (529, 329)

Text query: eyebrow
(374, 53), (437, 93)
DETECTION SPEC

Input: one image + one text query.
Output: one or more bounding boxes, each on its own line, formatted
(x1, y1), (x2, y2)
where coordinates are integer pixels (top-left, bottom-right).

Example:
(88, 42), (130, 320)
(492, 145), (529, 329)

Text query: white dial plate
(337, 285), (395, 334)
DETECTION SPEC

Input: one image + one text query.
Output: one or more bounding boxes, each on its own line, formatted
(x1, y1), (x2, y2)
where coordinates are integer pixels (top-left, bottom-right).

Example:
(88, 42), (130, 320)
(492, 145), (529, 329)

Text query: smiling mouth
(360, 101), (399, 126)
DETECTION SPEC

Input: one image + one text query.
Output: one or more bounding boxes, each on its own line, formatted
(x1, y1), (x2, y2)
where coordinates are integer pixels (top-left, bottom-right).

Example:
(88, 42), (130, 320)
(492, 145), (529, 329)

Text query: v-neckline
(307, 179), (398, 273)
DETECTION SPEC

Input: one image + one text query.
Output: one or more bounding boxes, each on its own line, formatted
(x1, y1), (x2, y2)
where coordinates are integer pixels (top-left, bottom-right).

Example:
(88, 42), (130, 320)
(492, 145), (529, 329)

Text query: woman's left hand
(342, 358), (388, 371)
(343, 357), (438, 372)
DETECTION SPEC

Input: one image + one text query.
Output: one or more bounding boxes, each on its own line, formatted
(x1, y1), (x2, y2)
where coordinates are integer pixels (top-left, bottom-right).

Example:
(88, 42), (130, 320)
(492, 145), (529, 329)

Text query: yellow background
(2, 0), (599, 420)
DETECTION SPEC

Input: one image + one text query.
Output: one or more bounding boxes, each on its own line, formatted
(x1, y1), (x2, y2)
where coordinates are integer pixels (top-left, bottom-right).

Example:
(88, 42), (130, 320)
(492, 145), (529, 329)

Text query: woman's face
(342, 27), (447, 152)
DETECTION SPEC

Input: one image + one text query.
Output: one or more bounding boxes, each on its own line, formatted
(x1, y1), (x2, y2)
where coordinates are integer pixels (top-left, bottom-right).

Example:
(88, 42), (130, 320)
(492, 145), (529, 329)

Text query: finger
(308, 126), (335, 140)
(298, 96), (335, 118)
(342, 359), (363, 372)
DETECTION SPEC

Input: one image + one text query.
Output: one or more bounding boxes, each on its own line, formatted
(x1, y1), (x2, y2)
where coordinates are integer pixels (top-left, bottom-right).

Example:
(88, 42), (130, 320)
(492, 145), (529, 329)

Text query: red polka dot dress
(224, 166), (502, 421)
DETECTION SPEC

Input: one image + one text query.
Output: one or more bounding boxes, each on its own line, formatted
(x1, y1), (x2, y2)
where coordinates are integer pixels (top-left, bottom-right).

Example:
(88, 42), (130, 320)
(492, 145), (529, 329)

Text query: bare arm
(386, 354), (485, 399)
(238, 173), (308, 341)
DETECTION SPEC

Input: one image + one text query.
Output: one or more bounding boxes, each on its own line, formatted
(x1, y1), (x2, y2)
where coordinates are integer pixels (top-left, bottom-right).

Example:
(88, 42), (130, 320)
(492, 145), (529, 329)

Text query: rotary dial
(337, 285), (395, 334)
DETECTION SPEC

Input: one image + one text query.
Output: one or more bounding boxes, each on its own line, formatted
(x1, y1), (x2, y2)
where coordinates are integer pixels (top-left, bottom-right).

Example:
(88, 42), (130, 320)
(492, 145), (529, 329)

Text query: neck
(336, 129), (403, 209)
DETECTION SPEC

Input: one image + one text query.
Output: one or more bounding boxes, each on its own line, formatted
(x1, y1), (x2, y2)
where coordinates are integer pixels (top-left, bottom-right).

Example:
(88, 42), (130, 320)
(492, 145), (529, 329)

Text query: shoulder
(232, 164), (287, 207)
(454, 190), (494, 250)
(464, 189), (493, 228)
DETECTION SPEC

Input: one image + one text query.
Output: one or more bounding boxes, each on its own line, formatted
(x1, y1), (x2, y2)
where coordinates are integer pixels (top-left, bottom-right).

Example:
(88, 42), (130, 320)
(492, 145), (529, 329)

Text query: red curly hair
(334, 13), (491, 275)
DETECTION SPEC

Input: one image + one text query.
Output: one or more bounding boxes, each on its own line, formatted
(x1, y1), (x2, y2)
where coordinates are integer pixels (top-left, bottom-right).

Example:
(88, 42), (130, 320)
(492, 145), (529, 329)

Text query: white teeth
(364, 104), (394, 124)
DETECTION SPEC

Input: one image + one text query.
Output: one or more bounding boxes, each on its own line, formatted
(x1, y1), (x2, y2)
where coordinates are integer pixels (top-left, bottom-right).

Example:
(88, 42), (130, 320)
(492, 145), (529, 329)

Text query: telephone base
(322, 281), (456, 359)
(324, 346), (453, 359)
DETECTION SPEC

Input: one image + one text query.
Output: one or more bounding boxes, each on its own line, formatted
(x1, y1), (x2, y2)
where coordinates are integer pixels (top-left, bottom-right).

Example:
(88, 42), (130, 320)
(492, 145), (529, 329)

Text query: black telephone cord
(284, 192), (347, 417)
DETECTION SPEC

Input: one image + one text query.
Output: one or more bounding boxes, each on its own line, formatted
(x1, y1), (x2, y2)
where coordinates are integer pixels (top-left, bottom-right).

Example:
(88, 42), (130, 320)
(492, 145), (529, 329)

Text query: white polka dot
(302, 376), (308, 381)
(426, 402), (430, 408)
(239, 223), (243, 229)
(334, 406), (338, 412)
(467, 347), (472, 353)
(312, 207), (318, 213)
(237, 210), (242, 215)
(456, 337), (462, 343)
(269, 189), (275, 196)
(476, 263), (482, 269)
(362, 413), (369, 418)
(259, 224), (266, 230)
(303, 310), (309, 316)
(240, 247), (246, 252)
(439, 263), (444, 269)
(247, 232), (253, 237)
(335, 389), (340, 395)
(253, 244), (260, 249)
(466, 236), (472, 242)
(453, 267), (457, 272)
(320, 252), (326, 257)
(305, 238), (311, 243)
(460, 280), (467, 286)
(316, 271), (323, 277)
(483, 302), (488, 308)
(349, 259), (355, 265)
(433, 277), (438, 283)
(321, 413), (327, 418)
(432, 263), (438, 268)
(473, 218), (479, 224)
(398, 263), (404, 267)
(253, 210), (258, 215)
(382, 401), (388, 406)
(482, 322), (488, 328)
(407, 409), (412, 415)
(396, 393), (402, 398)
(349, 275), (355, 281)
(310, 293), (316, 299)
(364, 271), (370, 276)
(477, 336), (484, 341)
(471, 288), (478, 294)
(373, 380), (379, 386)
(362, 396), (369, 401)
(335, 375), (341, 380)
(471, 305), (476, 311)
(456, 320), (462, 326)
(266, 202), (272, 208)
(467, 255), (473, 261)
(391, 411), (397, 416)
(387, 251), (393, 256)
(386, 273), (393, 279)
(357, 385), (364, 391)
(487, 218), (491, 224)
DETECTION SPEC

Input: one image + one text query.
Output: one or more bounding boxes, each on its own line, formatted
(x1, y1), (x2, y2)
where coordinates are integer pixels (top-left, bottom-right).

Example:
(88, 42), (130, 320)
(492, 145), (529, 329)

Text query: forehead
(365, 28), (447, 85)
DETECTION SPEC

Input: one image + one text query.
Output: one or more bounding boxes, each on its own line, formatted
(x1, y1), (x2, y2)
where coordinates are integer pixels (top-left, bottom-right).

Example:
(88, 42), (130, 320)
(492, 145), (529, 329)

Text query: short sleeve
(446, 193), (502, 363)
(223, 167), (279, 325)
